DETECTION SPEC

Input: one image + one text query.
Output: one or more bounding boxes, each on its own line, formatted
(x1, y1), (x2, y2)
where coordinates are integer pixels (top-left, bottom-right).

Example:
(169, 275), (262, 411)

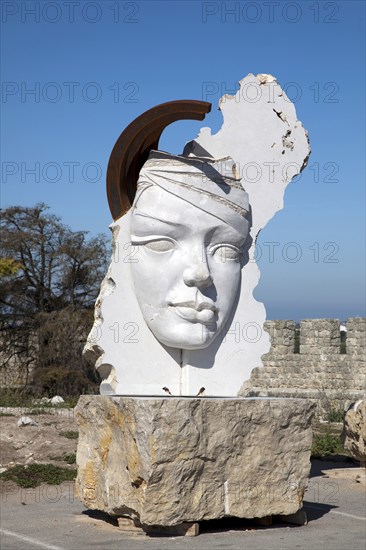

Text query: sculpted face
(130, 185), (250, 350)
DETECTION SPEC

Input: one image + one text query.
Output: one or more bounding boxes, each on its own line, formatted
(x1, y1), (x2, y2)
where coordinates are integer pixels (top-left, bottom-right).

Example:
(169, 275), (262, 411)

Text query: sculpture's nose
(183, 252), (213, 289)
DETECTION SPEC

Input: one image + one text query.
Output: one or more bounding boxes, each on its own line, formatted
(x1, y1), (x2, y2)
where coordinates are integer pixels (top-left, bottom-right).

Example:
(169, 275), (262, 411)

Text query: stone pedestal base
(75, 396), (315, 528)
(341, 400), (366, 465)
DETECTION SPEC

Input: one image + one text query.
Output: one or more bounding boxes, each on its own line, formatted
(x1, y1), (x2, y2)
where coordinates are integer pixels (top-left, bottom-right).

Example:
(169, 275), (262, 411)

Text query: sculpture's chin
(162, 339), (215, 351)
(150, 324), (218, 351)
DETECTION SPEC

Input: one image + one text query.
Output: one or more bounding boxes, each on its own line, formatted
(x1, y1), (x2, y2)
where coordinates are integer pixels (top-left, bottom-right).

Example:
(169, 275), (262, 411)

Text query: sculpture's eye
(130, 235), (177, 253)
(211, 244), (240, 262)
(143, 239), (175, 252)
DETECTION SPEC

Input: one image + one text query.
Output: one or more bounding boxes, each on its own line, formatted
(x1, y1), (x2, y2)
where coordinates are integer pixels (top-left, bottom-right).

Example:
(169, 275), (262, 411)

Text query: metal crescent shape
(106, 100), (212, 220)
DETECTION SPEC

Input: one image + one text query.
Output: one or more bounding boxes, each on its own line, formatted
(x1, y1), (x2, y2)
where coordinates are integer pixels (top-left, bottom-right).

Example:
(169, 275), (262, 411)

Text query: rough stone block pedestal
(75, 396), (315, 529)
(342, 400), (366, 466)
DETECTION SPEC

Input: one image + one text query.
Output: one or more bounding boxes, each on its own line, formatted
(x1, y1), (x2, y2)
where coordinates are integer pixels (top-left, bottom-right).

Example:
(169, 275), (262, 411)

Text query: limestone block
(75, 396), (315, 527)
(342, 400), (366, 464)
(17, 416), (37, 427)
(50, 395), (64, 404)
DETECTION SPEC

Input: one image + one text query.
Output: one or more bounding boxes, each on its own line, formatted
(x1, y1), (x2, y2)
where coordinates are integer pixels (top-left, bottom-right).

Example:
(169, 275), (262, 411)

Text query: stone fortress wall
(0, 331), (34, 389)
(241, 317), (366, 415)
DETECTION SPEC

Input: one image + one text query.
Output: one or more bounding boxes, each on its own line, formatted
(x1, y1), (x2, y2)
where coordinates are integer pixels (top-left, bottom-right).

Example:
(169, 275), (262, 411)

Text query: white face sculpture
(130, 185), (250, 350)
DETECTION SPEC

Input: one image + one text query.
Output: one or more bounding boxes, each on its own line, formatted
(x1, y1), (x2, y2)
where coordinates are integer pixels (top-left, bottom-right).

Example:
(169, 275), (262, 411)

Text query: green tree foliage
(0, 204), (109, 395)
(0, 258), (23, 277)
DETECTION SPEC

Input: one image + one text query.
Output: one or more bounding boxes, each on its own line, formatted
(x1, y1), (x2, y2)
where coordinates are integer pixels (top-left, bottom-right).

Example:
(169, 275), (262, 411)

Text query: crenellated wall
(299, 318), (341, 355)
(346, 317), (366, 357)
(241, 317), (366, 416)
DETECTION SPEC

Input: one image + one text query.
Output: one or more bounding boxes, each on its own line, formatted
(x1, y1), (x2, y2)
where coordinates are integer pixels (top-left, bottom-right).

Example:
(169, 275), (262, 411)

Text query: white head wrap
(134, 151), (249, 233)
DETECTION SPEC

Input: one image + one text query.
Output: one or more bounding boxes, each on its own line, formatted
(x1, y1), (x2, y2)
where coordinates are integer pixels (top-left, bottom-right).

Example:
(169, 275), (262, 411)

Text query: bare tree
(0, 204), (109, 395)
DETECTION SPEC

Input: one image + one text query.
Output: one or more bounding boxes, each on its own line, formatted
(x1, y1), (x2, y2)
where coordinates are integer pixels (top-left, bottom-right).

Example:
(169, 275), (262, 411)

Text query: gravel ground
(0, 407), (78, 472)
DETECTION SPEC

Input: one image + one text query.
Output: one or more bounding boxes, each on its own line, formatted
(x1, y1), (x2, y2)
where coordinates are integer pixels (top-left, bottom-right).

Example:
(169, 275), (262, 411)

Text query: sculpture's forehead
(131, 185), (249, 241)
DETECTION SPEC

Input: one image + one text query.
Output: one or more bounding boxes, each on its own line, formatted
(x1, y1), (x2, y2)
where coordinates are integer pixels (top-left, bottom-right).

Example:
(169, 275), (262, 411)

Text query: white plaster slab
(84, 73), (310, 396)
(180, 73), (310, 395)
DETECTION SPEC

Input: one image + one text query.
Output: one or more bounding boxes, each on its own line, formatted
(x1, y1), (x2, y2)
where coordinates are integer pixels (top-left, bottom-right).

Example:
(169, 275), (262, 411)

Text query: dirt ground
(0, 407), (78, 472)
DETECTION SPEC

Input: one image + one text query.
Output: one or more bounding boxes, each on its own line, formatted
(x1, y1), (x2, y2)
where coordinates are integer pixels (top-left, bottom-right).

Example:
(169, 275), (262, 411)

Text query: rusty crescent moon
(106, 100), (212, 220)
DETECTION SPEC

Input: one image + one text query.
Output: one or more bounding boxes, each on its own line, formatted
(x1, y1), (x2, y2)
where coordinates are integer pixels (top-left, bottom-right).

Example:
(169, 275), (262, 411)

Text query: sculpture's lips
(169, 300), (217, 312)
(168, 301), (217, 324)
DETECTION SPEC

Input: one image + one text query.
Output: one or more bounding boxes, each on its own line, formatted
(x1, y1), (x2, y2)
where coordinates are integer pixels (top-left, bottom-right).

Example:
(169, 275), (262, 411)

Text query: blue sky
(1, 0), (365, 321)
